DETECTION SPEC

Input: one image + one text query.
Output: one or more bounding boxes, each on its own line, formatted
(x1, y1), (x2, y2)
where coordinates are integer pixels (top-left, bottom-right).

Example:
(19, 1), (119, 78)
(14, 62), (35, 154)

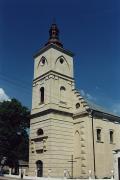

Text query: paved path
(0, 177), (16, 180)
(0, 177), (20, 180)
(0, 177), (32, 180)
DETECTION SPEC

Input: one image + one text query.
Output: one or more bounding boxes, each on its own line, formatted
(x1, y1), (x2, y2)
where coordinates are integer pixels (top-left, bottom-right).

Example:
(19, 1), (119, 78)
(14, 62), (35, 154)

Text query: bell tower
(31, 23), (74, 114)
(29, 23), (75, 177)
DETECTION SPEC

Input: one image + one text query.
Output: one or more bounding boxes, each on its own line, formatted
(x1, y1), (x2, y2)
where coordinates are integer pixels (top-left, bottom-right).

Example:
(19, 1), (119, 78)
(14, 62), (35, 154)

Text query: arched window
(36, 160), (43, 177)
(76, 103), (80, 109)
(60, 86), (66, 102)
(59, 57), (64, 64)
(37, 128), (44, 136)
(60, 86), (66, 91)
(40, 87), (44, 104)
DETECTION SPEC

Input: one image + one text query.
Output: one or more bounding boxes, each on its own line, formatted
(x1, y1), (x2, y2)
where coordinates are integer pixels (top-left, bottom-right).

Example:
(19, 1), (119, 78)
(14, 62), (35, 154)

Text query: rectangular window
(110, 130), (114, 143)
(96, 129), (101, 142)
(36, 149), (43, 154)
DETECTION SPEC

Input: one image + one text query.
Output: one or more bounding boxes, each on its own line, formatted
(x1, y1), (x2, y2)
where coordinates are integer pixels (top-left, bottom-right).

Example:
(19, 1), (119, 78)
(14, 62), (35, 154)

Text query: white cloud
(86, 93), (94, 100)
(80, 89), (96, 101)
(95, 86), (100, 90)
(0, 88), (10, 102)
(80, 89), (85, 96)
(112, 103), (120, 115)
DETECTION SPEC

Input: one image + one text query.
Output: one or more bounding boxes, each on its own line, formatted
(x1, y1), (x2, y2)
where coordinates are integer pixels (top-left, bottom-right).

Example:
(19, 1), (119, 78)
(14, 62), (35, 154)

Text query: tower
(29, 23), (75, 177)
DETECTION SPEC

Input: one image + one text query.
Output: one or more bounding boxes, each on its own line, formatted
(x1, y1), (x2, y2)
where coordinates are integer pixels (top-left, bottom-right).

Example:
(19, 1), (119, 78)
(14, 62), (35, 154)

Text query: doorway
(118, 158), (120, 180)
(36, 160), (43, 177)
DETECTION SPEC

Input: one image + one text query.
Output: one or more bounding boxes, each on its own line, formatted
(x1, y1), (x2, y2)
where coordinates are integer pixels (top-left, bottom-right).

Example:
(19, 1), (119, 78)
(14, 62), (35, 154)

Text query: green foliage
(0, 98), (30, 167)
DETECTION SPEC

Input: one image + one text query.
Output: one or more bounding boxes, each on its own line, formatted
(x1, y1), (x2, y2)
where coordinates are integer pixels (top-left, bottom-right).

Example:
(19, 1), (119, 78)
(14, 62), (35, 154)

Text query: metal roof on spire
(45, 23), (63, 48)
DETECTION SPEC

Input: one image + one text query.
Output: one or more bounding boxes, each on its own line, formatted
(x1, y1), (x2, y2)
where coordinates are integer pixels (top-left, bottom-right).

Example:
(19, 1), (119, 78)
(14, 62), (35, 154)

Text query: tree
(0, 98), (30, 170)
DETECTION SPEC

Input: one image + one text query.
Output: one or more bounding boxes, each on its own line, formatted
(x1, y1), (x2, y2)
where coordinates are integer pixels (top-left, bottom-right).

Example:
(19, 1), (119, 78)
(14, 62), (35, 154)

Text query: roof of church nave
(73, 88), (120, 120)
(83, 98), (120, 121)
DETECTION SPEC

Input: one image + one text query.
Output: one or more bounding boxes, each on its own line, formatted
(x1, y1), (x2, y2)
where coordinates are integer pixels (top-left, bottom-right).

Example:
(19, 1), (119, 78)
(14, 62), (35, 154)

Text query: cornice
(33, 43), (74, 58)
(33, 70), (74, 83)
(73, 111), (89, 119)
(30, 108), (73, 119)
(91, 109), (120, 123)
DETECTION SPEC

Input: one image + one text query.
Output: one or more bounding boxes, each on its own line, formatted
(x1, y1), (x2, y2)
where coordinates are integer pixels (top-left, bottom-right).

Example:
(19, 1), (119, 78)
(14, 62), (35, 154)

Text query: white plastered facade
(29, 43), (120, 179)
(113, 150), (120, 180)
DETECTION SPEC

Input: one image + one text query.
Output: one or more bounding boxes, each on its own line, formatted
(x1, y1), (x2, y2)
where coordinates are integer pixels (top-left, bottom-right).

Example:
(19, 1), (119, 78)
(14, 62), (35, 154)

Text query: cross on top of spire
(45, 23), (63, 48)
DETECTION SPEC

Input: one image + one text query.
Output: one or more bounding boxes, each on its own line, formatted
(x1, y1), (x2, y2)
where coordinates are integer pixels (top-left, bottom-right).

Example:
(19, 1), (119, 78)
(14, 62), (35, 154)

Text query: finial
(45, 22), (63, 48)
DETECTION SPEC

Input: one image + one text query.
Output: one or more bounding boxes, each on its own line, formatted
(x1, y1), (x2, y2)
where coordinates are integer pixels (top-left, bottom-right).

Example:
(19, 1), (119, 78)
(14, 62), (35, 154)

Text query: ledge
(96, 140), (104, 143)
(31, 135), (48, 142)
(33, 43), (74, 58)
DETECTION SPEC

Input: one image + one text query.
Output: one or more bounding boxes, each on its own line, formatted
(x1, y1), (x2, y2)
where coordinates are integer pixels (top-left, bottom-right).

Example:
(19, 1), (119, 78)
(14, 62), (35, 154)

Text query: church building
(29, 23), (120, 179)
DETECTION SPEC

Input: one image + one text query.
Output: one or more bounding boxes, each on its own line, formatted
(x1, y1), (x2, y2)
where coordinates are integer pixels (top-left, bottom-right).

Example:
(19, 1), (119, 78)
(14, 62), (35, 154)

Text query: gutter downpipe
(91, 110), (96, 178)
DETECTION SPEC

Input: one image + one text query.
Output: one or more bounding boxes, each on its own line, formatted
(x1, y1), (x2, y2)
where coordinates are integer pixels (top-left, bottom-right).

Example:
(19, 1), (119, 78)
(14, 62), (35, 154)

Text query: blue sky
(0, 0), (120, 115)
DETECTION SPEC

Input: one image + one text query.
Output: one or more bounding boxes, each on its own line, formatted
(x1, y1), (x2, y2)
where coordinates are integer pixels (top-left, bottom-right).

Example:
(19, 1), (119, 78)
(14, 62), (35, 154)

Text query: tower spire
(45, 23), (63, 48)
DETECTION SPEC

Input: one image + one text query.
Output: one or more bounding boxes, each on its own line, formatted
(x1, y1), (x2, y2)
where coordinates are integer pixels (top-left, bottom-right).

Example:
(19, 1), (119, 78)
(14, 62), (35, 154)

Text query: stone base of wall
(4, 174), (114, 180)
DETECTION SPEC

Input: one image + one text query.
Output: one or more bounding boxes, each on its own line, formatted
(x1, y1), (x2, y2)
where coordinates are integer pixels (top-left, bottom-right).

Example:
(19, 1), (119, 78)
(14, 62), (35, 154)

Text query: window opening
(97, 129), (101, 141)
(76, 103), (80, 109)
(40, 56), (46, 66)
(40, 87), (44, 104)
(60, 86), (66, 103)
(110, 130), (113, 143)
(60, 58), (64, 64)
(36, 160), (43, 177)
(37, 129), (44, 136)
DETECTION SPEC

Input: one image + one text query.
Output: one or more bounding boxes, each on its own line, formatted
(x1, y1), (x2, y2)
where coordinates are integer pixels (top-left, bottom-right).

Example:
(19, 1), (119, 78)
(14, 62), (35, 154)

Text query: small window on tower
(60, 58), (64, 64)
(41, 58), (45, 65)
(37, 128), (44, 136)
(40, 87), (44, 104)
(60, 86), (66, 91)
(40, 56), (46, 66)
(110, 130), (114, 143)
(76, 103), (80, 109)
